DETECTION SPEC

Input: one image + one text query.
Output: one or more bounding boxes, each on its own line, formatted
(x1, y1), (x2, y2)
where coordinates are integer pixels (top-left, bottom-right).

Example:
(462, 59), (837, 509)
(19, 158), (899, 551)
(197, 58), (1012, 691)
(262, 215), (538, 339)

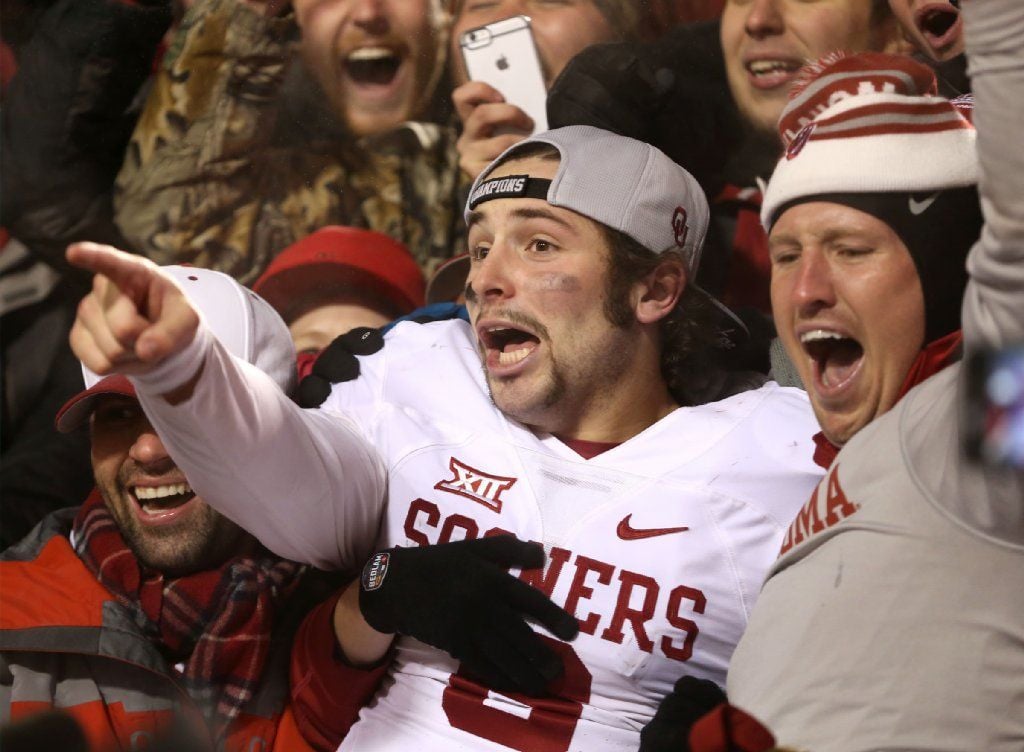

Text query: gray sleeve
(907, 0), (1024, 542)
(960, 0), (1024, 350)
(133, 324), (387, 572)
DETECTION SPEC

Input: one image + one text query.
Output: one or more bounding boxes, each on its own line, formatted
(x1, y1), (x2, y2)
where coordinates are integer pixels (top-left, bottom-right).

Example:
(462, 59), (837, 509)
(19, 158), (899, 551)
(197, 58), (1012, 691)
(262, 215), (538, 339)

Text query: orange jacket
(0, 510), (317, 752)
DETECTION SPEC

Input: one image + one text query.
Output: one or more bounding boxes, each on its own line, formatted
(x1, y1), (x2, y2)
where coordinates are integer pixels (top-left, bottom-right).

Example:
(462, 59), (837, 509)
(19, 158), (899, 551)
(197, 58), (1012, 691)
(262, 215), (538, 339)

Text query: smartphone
(460, 15), (548, 135)
(963, 343), (1024, 468)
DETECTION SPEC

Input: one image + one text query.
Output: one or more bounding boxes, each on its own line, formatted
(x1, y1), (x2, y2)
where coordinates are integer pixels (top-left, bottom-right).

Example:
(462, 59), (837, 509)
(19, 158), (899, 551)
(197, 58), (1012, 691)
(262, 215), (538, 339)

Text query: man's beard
(484, 355), (568, 425)
(99, 466), (244, 577)
(477, 308), (560, 422)
(480, 312), (634, 430)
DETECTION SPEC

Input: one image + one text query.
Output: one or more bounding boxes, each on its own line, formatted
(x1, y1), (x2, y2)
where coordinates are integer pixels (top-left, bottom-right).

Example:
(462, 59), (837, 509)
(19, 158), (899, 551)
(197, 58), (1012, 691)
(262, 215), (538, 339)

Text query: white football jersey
(316, 320), (823, 752)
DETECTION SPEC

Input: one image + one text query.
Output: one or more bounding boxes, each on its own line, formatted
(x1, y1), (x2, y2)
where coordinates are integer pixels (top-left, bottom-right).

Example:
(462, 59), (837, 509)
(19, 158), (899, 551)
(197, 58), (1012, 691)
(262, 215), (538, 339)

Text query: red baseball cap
(253, 227), (426, 323)
(55, 375), (137, 433)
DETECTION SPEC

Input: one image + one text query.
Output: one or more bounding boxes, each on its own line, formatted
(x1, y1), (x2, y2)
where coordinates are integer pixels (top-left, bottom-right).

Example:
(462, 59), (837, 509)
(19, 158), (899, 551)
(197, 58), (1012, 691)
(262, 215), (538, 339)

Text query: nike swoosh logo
(616, 514), (690, 541)
(908, 192), (940, 215)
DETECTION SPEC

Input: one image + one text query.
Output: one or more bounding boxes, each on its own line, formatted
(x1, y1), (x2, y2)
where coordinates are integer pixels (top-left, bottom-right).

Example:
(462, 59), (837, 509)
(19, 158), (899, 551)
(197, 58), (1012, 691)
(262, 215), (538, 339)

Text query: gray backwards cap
(465, 126), (710, 278)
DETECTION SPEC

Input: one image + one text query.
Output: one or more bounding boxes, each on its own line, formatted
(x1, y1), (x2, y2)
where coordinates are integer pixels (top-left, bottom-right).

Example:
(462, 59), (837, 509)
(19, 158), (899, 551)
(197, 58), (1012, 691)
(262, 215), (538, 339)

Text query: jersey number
(441, 637), (592, 752)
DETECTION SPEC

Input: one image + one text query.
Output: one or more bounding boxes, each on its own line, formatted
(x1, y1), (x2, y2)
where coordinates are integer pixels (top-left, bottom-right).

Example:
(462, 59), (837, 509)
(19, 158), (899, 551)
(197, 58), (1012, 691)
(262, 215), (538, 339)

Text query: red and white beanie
(761, 52), (977, 230)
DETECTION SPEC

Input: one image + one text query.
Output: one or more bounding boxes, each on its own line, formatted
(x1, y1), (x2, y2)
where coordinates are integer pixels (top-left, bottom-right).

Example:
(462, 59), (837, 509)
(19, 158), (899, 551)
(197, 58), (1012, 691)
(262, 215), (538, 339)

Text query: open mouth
(344, 47), (403, 88)
(800, 330), (864, 394)
(745, 59), (803, 89)
(130, 481), (197, 521)
(480, 324), (541, 370)
(915, 4), (961, 49)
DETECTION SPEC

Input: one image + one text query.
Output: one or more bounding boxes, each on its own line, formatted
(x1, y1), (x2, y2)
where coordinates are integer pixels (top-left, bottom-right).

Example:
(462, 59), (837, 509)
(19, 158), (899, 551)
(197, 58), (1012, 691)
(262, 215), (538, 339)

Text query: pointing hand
(66, 242), (200, 377)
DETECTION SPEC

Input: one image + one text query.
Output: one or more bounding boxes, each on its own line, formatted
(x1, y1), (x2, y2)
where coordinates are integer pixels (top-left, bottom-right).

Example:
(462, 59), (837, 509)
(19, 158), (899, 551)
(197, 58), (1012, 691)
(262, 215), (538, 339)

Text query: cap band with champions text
(468, 175), (552, 210)
(465, 125), (710, 278)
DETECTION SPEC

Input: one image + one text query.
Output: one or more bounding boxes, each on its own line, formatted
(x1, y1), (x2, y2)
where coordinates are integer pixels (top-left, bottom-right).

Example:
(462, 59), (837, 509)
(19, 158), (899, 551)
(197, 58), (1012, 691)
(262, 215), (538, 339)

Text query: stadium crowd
(0, 0), (1021, 750)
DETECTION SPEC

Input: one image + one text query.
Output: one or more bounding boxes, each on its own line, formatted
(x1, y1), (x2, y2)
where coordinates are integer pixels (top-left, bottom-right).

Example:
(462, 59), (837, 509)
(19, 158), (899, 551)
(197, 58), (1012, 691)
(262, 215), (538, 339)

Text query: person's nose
(790, 247), (838, 318)
(744, 0), (784, 40)
(128, 425), (172, 468)
(466, 241), (517, 307)
(350, 0), (388, 34)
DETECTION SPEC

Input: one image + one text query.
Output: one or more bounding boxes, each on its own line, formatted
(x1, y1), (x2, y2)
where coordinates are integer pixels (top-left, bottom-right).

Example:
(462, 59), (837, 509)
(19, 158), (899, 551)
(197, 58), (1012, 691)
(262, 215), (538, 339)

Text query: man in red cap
(253, 226), (426, 356)
(0, 266), (381, 751)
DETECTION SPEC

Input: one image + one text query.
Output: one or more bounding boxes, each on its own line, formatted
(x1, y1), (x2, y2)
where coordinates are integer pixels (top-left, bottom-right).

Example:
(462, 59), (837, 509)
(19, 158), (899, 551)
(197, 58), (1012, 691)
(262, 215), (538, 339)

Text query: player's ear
(634, 255), (686, 325)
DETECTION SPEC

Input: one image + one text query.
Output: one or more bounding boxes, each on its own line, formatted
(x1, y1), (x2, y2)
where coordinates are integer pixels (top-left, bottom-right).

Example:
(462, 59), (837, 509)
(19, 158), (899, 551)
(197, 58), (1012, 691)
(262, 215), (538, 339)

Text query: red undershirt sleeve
(289, 591), (392, 751)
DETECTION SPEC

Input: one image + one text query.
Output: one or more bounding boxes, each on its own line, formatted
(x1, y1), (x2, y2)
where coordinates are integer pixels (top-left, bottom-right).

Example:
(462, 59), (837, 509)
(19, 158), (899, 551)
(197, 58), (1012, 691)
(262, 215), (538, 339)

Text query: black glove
(296, 303), (471, 408)
(358, 535), (579, 697)
(639, 675), (728, 752)
(296, 326), (384, 407)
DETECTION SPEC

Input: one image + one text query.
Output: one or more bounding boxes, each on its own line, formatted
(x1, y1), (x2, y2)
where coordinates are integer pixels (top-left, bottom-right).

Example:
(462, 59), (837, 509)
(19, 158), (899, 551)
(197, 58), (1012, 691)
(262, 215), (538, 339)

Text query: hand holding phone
(459, 16), (549, 134)
(453, 81), (536, 180)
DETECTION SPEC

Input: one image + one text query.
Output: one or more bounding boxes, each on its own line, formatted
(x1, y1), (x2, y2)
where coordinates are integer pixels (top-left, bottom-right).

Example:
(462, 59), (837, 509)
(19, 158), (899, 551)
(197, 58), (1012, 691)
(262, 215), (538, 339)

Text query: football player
(66, 127), (822, 751)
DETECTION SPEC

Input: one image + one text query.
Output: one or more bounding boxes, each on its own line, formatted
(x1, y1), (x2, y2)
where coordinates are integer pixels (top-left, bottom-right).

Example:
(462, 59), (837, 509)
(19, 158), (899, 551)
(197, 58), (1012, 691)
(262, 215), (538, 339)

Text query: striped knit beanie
(762, 52), (982, 342)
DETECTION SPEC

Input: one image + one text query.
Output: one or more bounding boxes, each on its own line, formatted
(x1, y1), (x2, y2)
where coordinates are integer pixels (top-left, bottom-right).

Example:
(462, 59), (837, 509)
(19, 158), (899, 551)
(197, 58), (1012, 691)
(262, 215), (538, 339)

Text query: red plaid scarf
(72, 490), (303, 737)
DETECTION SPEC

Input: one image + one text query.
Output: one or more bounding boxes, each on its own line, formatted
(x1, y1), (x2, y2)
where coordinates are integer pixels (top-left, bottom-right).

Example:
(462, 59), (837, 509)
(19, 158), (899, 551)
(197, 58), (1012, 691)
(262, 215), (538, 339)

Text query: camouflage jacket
(113, 0), (464, 285)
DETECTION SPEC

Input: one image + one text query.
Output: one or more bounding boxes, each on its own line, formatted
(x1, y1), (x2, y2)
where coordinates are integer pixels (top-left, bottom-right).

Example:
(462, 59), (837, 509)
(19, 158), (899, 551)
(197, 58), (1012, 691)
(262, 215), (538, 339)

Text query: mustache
(471, 306), (551, 342)
(117, 458), (182, 488)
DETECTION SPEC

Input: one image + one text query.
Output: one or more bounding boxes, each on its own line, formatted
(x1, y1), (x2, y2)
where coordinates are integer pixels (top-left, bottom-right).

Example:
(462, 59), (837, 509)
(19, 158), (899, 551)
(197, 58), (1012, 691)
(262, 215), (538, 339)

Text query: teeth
(347, 47), (397, 62)
(498, 348), (531, 365)
(749, 60), (797, 76)
(135, 482), (192, 500)
(800, 330), (847, 345)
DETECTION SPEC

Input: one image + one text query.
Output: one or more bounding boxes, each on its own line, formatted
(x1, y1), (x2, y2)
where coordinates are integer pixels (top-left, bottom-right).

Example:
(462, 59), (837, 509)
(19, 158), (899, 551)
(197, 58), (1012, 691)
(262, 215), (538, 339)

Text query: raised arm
(67, 243), (386, 570)
(960, 0), (1024, 350)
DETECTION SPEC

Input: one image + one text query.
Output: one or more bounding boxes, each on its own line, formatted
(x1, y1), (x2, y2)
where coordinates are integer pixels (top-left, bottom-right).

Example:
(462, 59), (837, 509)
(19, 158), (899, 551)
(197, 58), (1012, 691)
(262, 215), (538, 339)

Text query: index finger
(67, 242), (162, 303)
